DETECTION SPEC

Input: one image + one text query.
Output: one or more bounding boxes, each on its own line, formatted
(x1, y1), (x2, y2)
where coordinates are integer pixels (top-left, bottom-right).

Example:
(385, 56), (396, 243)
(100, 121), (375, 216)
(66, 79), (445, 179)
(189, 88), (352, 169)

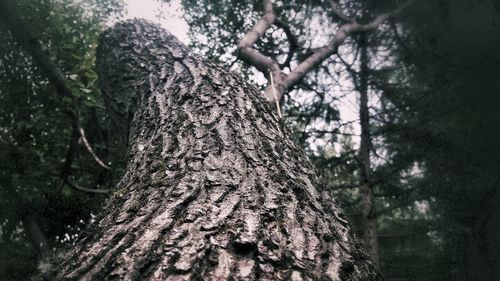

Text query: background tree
(382, 0), (500, 279)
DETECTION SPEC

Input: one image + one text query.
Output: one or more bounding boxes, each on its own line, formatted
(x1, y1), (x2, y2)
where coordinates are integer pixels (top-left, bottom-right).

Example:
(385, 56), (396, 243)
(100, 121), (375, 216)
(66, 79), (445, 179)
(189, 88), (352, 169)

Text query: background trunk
(357, 35), (379, 265)
(48, 20), (382, 281)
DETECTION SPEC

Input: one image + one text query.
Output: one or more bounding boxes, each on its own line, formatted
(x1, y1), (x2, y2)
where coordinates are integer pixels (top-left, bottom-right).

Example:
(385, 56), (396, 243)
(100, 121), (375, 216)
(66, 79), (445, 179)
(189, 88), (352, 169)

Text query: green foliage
(375, 0), (500, 279)
(0, 0), (125, 279)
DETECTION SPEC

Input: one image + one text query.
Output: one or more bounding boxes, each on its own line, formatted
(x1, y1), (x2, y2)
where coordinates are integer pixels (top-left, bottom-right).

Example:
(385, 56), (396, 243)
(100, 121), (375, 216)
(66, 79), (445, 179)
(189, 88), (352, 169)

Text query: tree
(41, 19), (383, 280)
(374, 0), (500, 279)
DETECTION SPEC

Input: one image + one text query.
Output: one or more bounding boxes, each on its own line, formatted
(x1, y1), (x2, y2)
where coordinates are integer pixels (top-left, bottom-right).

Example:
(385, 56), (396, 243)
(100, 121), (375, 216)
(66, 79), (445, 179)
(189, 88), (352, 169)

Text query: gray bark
(47, 19), (382, 281)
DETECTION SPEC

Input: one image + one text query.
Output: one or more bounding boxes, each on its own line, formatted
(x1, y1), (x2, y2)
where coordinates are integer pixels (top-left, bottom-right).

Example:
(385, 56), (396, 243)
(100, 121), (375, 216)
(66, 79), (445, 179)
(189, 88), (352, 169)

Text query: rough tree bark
(46, 20), (383, 280)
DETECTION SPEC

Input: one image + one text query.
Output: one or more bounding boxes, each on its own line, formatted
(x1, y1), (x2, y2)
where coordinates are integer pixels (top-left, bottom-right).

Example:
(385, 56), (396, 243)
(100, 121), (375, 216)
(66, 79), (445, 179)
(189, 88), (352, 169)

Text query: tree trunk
(463, 179), (500, 281)
(357, 35), (379, 265)
(47, 19), (382, 281)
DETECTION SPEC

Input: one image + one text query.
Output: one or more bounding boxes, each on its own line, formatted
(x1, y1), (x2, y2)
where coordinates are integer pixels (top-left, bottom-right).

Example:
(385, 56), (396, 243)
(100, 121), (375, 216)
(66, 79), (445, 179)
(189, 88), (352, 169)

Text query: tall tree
(355, 34), (379, 265)
(44, 19), (382, 280)
(376, 0), (500, 279)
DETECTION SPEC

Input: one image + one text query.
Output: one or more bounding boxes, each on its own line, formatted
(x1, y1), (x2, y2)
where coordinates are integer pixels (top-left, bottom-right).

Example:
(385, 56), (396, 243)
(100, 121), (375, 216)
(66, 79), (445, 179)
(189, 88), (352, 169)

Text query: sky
(124, 0), (189, 43)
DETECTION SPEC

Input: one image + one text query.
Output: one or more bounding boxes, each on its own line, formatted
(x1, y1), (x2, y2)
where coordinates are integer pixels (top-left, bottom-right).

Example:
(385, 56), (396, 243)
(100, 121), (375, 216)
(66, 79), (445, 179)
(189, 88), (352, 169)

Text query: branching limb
(236, 0), (284, 103)
(236, 0), (412, 103)
(237, 0), (275, 50)
(236, 0), (276, 72)
(289, 1), (413, 93)
(284, 0), (413, 94)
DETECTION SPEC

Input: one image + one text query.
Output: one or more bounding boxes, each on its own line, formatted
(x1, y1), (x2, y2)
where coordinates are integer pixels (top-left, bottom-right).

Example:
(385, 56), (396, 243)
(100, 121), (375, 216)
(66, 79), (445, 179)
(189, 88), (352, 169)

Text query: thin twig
(65, 179), (109, 194)
(269, 69), (283, 118)
(78, 126), (111, 170)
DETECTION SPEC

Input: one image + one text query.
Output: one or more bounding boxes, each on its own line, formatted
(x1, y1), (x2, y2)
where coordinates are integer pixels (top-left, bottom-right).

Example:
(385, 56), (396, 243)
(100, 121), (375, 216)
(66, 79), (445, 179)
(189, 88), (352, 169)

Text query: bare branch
(236, 0), (275, 69)
(237, 0), (275, 49)
(234, 0), (412, 104)
(78, 125), (111, 170)
(65, 179), (109, 194)
(283, 0), (413, 97)
(283, 23), (352, 92)
(236, 0), (285, 103)
(238, 47), (280, 79)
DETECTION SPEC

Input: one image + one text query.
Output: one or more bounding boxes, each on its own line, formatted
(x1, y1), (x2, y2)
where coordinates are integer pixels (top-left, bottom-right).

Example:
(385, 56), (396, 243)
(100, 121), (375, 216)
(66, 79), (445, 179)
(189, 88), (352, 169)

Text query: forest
(0, 0), (499, 280)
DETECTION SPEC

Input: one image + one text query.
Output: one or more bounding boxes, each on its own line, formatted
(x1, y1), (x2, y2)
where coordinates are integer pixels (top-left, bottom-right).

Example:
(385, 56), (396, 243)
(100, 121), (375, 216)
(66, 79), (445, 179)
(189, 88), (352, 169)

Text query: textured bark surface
(49, 20), (382, 281)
